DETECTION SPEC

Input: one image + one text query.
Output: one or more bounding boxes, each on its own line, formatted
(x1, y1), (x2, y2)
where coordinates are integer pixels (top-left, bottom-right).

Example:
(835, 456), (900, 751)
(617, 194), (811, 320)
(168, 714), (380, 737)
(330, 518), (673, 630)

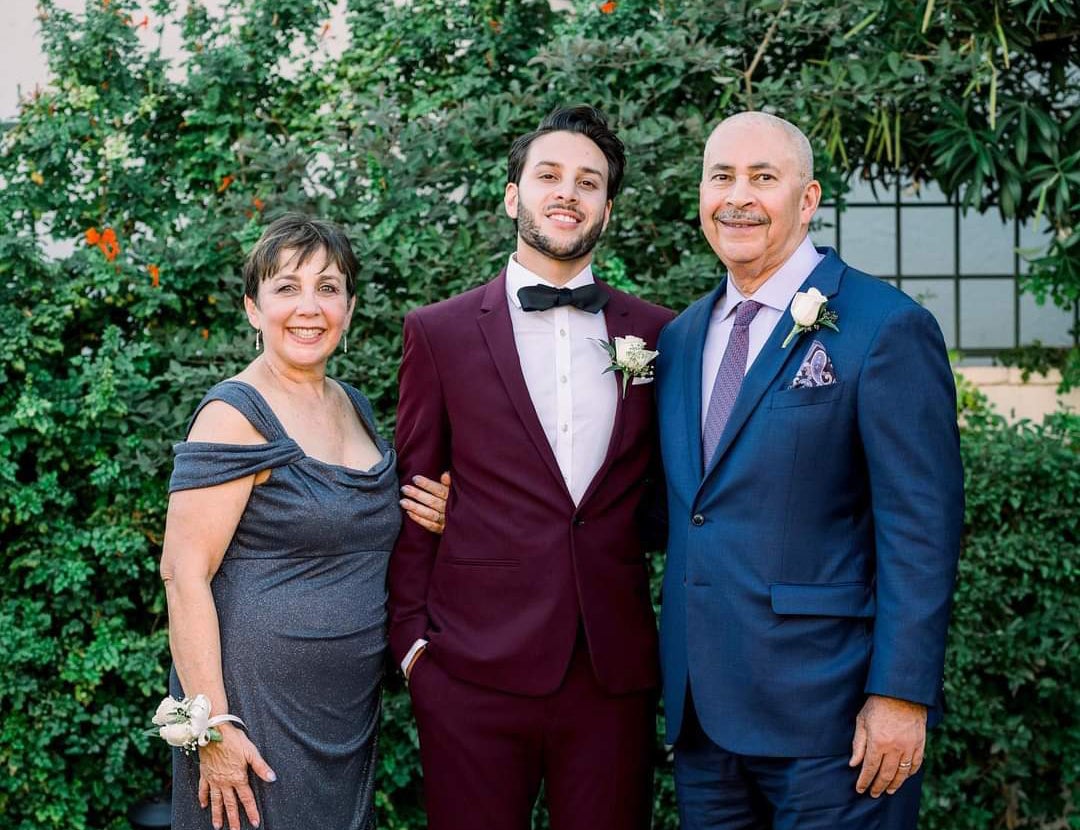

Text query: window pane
(900, 178), (948, 203)
(960, 211), (1015, 274)
(1020, 294), (1075, 347)
(844, 174), (894, 205)
(1018, 220), (1054, 276)
(901, 208), (954, 275)
(810, 206), (837, 250)
(903, 279), (956, 349)
(839, 207), (896, 276)
(960, 279), (1015, 349)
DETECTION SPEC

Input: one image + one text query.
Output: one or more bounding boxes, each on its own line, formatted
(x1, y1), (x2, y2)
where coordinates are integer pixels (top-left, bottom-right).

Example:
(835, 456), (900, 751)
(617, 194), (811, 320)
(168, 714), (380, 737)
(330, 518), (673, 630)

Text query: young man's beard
(516, 204), (605, 262)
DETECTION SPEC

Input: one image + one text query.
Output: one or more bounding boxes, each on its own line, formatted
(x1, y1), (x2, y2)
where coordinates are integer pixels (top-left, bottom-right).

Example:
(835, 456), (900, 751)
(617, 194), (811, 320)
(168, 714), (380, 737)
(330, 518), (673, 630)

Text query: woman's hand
(197, 724), (276, 830)
(401, 472), (452, 534)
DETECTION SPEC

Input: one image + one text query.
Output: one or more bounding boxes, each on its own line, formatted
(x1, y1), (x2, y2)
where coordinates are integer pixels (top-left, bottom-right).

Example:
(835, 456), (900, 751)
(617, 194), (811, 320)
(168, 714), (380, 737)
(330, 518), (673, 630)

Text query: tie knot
(733, 300), (762, 328)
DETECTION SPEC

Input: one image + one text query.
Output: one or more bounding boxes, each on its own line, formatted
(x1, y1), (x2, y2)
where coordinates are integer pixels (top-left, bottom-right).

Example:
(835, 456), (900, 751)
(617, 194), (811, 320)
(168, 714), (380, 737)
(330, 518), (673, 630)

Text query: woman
(160, 214), (441, 830)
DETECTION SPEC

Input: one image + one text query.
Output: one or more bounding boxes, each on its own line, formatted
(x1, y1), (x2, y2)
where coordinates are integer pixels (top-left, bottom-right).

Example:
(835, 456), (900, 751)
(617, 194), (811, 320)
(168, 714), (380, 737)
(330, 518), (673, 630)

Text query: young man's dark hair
(507, 106), (627, 200)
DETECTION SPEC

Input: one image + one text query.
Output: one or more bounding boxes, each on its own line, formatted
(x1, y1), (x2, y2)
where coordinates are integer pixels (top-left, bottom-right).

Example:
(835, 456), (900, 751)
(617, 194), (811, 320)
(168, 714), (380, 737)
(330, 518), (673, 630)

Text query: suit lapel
(700, 247), (846, 486)
(684, 281), (727, 479)
(476, 272), (573, 503)
(578, 283), (631, 508)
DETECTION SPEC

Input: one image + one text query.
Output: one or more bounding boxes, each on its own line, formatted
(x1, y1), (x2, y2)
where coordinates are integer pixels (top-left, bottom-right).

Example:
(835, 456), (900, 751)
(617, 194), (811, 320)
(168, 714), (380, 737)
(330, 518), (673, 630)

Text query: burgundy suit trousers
(408, 637), (655, 830)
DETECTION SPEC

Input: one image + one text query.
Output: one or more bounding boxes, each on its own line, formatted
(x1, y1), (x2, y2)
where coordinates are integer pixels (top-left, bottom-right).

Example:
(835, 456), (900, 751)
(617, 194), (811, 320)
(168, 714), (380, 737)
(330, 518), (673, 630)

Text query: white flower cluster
(613, 335), (659, 375)
(63, 80), (99, 110)
(152, 694), (215, 751)
(102, 133), (132, 164)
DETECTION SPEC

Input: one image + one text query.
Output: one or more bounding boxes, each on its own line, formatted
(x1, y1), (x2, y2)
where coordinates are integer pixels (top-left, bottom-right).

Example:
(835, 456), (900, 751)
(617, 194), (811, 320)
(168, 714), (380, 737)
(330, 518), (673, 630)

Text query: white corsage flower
(148, 693), (246, 754)
(153, 695), (185, 726)
(595, 335), (659, 398)
(782, 288), (839, 348)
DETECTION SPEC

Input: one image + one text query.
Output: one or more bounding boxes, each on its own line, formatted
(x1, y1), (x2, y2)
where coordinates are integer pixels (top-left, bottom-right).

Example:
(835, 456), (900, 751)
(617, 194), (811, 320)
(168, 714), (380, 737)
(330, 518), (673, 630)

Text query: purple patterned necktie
(702, 300), (763, 469)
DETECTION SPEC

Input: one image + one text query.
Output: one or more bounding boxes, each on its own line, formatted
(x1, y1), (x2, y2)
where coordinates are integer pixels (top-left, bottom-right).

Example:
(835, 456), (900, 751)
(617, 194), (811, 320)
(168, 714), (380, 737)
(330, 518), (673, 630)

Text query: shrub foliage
(0, 1), (1076, 827)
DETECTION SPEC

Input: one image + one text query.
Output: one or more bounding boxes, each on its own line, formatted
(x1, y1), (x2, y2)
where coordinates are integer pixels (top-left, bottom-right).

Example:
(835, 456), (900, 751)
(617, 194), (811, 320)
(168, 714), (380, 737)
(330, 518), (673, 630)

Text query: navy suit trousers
(675, 693), (923, 830)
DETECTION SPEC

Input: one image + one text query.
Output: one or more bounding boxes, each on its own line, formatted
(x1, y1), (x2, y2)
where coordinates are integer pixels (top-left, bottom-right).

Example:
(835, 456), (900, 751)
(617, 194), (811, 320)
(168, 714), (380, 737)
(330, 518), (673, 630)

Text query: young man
(389, 106), (672, 830)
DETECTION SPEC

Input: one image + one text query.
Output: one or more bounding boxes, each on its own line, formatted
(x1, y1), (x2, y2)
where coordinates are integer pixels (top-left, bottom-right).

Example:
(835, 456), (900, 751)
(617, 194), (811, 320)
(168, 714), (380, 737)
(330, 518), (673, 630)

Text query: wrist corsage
(149, 694), (245, 754)
(594, 335), (659, 398)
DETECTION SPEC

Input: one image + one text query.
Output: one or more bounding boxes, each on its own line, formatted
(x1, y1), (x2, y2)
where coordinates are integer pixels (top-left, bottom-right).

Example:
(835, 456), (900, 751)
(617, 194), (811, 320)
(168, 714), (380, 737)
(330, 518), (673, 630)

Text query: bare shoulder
(187, 399), (267, 445)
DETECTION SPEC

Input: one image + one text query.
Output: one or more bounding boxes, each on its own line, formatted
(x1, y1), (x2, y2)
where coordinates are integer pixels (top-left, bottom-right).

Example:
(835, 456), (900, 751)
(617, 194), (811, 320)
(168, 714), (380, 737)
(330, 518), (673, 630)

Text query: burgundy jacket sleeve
(388, 309), (450, 665)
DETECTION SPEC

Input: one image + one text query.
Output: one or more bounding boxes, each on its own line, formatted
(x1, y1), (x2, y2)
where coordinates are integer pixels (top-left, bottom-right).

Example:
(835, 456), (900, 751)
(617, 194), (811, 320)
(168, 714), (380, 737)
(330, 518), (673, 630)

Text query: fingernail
(267, 771), (277, 782)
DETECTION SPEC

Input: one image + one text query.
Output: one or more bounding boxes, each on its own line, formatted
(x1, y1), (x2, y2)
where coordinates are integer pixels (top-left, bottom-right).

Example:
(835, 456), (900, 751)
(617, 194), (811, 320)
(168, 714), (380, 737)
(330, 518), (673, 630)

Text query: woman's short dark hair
(242, 213), (359, 301)
(507, 106), (626, 200)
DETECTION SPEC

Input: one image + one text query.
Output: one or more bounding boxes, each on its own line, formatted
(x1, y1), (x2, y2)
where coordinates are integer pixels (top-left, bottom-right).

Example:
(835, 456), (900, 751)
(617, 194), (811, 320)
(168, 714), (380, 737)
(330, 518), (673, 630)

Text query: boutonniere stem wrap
(782, 287), (839, 348)
(149, 694), (246, 754)
(594, 335), (658, 398)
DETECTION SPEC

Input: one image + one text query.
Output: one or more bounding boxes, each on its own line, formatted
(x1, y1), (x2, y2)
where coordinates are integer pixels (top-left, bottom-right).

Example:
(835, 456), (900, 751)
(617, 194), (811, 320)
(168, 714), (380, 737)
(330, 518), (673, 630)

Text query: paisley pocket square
(789, 340), (837, 389)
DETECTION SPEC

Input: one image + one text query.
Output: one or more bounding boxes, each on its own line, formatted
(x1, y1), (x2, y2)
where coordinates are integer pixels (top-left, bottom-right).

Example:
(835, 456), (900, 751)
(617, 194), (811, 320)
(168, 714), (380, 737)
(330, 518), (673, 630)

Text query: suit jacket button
(574, 517), (585, 527)
(691, 514), (705, 526)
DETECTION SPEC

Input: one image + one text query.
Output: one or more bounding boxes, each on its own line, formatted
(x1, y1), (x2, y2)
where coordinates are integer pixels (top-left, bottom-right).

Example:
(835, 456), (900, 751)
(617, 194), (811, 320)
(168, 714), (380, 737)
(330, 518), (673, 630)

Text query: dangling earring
(255, 330), (262, 352)
(343, 331), (349, 355)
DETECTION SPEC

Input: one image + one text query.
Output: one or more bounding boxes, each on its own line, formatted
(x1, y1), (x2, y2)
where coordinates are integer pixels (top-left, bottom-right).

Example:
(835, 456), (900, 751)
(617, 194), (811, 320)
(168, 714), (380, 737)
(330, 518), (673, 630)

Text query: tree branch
(744, 0), (792, 110)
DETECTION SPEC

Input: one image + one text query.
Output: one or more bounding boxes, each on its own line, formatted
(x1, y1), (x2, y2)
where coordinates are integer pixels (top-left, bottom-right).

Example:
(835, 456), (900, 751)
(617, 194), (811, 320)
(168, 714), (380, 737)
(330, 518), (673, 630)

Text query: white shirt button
(560, 375), (568, 384)
(560, 328), (567, 337)
(561, 423), (569, 433)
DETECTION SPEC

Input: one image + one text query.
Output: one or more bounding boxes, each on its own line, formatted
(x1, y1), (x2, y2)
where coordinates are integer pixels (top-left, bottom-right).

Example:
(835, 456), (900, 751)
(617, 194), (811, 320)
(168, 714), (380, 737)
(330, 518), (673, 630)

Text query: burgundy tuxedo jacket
(389, 271), (674, 696)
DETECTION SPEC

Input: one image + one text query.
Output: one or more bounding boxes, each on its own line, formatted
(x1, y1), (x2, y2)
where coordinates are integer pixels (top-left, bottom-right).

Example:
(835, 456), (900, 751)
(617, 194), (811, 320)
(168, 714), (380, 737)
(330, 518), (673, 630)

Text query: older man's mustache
(713, 210), (769, 225)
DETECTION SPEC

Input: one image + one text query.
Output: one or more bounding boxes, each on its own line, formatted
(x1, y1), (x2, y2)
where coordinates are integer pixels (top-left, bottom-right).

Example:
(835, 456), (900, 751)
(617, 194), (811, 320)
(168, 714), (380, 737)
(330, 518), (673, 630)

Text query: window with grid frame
(812, 175), (1079, 362)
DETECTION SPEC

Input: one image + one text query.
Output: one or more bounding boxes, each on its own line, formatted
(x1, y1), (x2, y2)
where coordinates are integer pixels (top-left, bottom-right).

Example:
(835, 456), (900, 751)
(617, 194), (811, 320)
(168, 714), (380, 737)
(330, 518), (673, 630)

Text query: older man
(654, 112), (963, 828)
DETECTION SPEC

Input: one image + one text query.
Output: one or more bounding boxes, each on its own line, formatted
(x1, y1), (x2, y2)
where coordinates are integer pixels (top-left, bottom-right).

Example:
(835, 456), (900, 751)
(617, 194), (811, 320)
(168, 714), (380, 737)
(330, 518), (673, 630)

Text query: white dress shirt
(701, 236), (825, 431)
(505, 254), (618, 505)
(403, 254), (618, 676)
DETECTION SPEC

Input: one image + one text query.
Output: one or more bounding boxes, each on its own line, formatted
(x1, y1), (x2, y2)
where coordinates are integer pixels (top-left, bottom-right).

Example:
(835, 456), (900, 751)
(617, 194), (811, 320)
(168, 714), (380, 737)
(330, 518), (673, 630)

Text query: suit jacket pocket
(446, 557), (519, 567)
(770, 582), (875, 618)
(770, 381), (845, 409)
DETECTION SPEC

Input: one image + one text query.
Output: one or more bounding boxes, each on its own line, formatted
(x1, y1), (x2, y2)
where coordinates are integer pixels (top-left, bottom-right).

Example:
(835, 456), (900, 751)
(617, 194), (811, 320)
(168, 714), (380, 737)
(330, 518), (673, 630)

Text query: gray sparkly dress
(167, 380), (400, 830)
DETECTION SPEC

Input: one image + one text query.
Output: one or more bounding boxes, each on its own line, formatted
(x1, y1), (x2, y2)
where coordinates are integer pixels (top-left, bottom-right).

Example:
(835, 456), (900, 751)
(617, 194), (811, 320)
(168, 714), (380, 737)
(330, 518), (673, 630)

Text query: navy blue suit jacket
(656, 247), (963, 757)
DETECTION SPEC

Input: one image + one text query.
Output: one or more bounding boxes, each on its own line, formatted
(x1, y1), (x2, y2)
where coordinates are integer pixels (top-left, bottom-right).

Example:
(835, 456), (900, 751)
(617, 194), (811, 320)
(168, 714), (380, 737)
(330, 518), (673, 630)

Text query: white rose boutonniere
(782, 287), (839, 348)
(148, 693), (246, 754)
(594, 335), (659, 398)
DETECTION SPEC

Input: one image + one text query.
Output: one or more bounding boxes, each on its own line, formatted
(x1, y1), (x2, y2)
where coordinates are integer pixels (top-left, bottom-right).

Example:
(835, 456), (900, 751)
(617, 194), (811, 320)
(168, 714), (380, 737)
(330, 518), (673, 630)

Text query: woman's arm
(160, 401), (276, 830)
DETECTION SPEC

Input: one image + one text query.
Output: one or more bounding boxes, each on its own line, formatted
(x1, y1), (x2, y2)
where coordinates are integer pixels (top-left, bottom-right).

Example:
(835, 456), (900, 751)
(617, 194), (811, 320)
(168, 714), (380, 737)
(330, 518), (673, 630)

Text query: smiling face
(699, 116), (821, 294)
(504, 130), (612, 283)
(244, 246), (355, 373)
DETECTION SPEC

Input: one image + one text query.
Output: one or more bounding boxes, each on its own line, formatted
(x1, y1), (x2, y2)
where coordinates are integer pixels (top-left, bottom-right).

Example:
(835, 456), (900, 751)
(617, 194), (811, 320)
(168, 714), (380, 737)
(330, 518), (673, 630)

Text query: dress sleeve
(169, 440), (304, 493)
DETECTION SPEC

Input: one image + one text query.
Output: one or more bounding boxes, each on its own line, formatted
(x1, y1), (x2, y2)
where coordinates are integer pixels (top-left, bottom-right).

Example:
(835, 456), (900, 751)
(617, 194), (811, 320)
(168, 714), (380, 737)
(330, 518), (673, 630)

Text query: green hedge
(0, 1), (1076, 827)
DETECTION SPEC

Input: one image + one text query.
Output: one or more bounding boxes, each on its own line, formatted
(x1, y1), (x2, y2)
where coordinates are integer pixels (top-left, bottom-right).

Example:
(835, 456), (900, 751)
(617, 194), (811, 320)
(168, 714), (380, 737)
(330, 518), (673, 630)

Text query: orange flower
(137, 14), (149, 29)
(99, 227), (120, 261)
(600, 0), (616, 12)
(148, 264), (160, 287)
(200, 328), (210, 340)
(252, 196), (265, 211)
(217, 175), (234, 193)
(30, 171), (44, 185)
(85, 227), (101, 246)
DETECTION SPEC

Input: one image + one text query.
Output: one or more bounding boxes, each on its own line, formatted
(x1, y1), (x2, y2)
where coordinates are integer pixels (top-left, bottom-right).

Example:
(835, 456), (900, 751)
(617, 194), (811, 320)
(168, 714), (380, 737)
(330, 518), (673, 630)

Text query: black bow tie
(517, 283), (609, 314)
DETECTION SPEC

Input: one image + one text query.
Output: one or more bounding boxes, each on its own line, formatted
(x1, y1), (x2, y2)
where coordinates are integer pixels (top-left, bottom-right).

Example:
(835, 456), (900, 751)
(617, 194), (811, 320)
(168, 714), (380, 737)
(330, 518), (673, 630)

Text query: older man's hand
(849, 694), (927, 798)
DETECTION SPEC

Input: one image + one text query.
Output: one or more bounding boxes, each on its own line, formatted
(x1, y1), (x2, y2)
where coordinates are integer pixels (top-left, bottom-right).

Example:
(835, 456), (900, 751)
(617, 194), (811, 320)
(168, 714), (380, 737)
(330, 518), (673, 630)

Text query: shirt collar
(716, 236), (823, 320)
(506, 254), (595, 309)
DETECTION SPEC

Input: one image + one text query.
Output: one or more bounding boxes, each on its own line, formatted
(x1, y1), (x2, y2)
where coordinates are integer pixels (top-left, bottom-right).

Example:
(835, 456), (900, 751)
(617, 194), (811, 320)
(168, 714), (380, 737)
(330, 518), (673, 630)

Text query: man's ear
(601, 199), (613, 233)
(504, 182), (519, 220)
(801, 180), (822, 224)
